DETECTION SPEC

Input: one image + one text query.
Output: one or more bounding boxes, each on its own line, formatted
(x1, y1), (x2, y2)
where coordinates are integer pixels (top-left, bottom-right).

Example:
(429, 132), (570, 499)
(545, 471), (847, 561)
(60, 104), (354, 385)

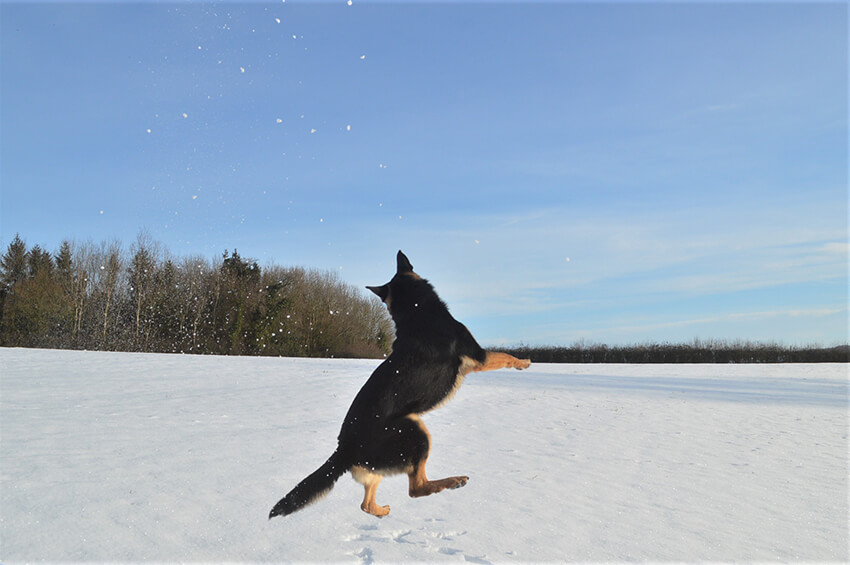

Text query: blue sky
(2, 2), (847, 347)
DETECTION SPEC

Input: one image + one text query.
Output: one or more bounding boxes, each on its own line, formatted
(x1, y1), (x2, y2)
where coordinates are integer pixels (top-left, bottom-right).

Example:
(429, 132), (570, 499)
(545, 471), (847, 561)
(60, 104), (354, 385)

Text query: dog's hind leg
(351, 466), (390, 517)
(408, 461), (469, 498)
(405, 415), (469, 498)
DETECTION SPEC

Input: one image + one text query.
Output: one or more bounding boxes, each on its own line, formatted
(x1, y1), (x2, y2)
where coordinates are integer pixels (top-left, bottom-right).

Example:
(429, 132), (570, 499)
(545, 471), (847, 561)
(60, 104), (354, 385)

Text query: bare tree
(128, 231), (161, 348)
(68, 241), (93, 340)
(89, 239), (125, 347)
(180, 255), (214, 353)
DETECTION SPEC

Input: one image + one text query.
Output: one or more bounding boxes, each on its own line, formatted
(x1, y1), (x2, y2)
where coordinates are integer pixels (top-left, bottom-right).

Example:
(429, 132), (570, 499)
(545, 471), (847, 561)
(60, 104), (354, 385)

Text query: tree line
(0, 233), (393, 358)
(501, 339), (849, 364)
(3, 233), (846, 363)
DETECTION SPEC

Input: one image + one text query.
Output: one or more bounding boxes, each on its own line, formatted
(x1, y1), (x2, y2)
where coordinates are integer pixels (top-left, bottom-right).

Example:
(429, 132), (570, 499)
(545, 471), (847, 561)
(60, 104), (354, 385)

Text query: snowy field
(1, 348), (847, 563)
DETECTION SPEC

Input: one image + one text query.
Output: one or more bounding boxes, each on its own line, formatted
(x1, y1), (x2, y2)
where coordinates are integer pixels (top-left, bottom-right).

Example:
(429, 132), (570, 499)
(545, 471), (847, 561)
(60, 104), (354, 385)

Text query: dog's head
(367, 251), (439, 320)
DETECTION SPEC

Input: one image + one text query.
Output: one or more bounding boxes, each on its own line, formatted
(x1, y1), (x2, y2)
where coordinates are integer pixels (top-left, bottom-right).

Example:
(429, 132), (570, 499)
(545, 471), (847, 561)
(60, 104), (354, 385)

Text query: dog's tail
(269, 450), (350, 519)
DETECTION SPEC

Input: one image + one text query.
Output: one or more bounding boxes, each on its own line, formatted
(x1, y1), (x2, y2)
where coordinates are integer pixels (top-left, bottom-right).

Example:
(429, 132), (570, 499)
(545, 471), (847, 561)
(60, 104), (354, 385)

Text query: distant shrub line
(499, 340), (849, 364)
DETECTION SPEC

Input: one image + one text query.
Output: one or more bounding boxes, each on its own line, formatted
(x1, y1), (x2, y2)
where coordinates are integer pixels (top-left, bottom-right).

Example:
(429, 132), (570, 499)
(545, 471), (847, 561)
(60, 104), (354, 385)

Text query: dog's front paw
(514, 358), (531, 370)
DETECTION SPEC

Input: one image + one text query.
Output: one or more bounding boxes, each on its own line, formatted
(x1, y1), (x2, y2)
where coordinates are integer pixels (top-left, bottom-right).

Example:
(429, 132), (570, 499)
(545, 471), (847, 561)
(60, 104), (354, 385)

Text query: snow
(1, 348), (847, 563)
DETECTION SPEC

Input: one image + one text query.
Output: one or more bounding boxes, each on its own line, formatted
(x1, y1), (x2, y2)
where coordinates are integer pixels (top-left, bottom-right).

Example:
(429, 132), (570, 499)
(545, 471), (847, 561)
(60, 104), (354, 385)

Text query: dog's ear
(397, 250), (413, 274)
(366, 284), (389, 302)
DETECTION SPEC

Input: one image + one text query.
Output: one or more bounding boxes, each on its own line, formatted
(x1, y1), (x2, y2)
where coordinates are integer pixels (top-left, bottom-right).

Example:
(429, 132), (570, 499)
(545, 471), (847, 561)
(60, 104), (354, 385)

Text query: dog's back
(342, 271), (486, 431)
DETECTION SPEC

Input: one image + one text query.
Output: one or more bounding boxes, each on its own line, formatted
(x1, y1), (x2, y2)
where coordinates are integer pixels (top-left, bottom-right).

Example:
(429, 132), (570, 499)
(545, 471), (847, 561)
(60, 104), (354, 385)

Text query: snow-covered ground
(1, 348), (847, 563)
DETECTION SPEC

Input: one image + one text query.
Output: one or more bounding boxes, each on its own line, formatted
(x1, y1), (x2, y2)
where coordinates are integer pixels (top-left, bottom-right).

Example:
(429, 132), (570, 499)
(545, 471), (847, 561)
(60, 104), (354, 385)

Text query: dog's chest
(417, 355), (478, 415)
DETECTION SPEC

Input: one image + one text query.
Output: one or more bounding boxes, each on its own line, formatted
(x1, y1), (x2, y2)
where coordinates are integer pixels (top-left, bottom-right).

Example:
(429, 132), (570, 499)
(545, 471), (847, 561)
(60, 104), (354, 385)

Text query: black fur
(269, 251), (487, 519)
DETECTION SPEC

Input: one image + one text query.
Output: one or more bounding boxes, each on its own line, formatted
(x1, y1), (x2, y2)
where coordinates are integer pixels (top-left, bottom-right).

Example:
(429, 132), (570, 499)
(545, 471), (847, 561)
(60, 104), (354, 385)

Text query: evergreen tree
(55, 241), (74, 292)
(149, 259), (180, 351)
(28, 245), (54, 279)
(217, 250), (262, 355)
(1, 234), (29, 290)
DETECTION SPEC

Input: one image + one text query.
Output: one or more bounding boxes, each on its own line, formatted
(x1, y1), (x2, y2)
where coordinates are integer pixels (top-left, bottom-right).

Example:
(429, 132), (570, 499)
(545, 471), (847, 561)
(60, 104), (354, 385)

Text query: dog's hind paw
(361, 502), (391, 518)
(410, 475), (469, 498)
(449, 476), (469, 489)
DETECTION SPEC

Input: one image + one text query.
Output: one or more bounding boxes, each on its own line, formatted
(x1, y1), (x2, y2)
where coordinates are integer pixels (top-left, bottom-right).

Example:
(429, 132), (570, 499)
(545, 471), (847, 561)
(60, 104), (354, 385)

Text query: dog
(269, 251), (531, 519)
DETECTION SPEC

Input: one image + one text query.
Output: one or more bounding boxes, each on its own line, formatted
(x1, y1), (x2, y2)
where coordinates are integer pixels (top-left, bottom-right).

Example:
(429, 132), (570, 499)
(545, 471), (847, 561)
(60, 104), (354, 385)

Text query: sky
(1, 1), (847, 347)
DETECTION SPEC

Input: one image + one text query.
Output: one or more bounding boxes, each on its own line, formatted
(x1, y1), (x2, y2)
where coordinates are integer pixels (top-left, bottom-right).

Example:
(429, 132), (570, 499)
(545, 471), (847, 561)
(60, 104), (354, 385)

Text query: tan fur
(352, 468), (390, 517)
(474, 351), (532, 373)
(352, 459), (412, 517)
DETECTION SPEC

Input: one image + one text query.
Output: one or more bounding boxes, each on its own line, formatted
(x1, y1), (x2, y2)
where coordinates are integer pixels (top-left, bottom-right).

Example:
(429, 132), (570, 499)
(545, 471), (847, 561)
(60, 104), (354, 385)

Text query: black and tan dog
(269, 251), (531, 519)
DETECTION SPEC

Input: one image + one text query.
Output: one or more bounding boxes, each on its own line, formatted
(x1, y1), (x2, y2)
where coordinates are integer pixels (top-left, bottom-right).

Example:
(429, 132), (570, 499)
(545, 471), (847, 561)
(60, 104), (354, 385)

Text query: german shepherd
(269, 251), (531, 519)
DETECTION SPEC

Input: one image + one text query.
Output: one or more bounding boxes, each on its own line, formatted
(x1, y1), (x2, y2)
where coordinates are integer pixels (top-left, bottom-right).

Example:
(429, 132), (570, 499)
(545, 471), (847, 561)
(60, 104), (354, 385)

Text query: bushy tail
(269, 450), (349, 519)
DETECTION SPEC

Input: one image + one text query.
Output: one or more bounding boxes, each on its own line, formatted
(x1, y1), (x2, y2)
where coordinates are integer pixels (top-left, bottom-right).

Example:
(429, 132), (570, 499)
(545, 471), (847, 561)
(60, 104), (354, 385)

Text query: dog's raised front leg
(476, 351), (531, 372)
